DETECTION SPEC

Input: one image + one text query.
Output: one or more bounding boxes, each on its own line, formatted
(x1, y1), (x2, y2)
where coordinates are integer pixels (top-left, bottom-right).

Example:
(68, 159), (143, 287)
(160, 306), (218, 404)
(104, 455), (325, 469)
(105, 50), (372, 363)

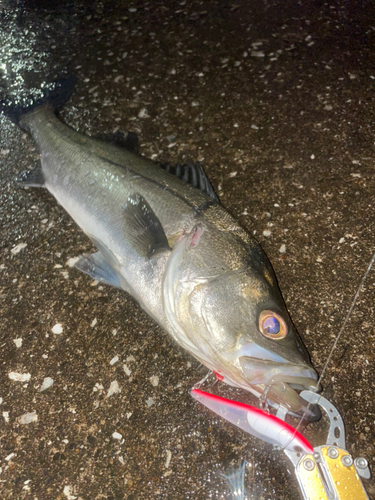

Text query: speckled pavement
(0, 1), (374, 499)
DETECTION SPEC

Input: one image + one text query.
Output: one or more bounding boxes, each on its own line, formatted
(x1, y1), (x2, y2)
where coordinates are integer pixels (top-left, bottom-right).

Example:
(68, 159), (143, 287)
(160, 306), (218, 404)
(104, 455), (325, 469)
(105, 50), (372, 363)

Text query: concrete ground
(0, 0), (374, 499)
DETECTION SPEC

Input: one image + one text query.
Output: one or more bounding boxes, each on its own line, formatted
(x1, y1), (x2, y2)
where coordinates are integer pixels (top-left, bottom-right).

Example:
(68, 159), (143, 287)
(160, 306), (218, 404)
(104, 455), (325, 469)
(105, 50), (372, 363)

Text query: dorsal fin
(159, 161), (219, 202)
(94, 131), (139, 154)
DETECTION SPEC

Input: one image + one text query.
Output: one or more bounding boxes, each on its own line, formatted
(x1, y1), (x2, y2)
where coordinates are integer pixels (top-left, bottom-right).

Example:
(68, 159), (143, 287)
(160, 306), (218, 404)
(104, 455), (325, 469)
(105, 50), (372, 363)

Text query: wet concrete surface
(0, 0), (374, 498)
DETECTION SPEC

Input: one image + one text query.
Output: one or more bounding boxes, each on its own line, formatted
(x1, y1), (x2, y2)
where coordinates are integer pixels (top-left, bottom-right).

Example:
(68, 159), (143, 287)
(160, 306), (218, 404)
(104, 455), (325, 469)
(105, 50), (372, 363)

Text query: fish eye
(259, 310), (288, 340)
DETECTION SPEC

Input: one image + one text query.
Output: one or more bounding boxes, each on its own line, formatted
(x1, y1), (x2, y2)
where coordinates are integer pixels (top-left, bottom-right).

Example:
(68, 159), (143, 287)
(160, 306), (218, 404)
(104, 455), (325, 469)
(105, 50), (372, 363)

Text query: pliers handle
(278, 391), (371, 500)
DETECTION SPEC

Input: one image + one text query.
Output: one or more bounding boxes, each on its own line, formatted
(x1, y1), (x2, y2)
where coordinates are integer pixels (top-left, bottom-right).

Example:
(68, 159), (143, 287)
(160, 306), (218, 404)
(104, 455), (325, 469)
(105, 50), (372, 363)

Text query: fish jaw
(190, 349), (321, 420)
(238, 355), (319, 390)
(210, 339), (320, 418)
(188, 352), (322, 421)
(237, 355), (321, 420)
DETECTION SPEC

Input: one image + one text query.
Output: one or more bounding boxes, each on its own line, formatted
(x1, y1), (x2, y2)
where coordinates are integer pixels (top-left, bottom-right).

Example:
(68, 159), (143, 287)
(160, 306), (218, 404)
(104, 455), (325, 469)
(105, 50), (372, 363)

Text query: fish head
(184, 250), (320, 420)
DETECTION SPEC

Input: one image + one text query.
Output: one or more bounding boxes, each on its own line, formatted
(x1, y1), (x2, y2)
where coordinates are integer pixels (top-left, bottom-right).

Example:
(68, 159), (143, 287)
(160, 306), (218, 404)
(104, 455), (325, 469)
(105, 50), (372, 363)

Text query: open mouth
(264, 381), (322, 421)
(239, 357), (321, 421)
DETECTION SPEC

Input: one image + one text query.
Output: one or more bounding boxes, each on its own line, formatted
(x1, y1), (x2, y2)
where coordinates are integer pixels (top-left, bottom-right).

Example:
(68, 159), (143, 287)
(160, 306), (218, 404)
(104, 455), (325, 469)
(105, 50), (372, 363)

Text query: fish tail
(0, 75), (77, 129)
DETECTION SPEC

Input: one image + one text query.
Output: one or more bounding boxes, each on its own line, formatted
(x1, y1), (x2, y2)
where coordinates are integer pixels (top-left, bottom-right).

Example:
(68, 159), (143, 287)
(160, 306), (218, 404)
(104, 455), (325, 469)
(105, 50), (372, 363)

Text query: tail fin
(0, 75), (77, 127)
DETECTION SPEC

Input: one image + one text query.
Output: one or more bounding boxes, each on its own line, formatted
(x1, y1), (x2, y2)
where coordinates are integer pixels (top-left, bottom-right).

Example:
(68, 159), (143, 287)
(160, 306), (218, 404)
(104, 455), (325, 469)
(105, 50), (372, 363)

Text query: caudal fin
(0, 75), (77, 127)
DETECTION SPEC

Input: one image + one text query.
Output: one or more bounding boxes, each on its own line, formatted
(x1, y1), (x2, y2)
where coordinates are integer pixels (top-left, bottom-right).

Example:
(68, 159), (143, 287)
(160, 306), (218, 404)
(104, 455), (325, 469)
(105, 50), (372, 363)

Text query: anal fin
(74, 252), (122, 288)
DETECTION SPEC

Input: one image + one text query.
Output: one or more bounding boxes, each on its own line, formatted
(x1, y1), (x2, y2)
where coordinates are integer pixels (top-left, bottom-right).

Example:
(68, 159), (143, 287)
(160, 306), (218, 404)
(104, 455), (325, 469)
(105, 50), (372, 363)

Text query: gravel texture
(0, 1), (374, 499)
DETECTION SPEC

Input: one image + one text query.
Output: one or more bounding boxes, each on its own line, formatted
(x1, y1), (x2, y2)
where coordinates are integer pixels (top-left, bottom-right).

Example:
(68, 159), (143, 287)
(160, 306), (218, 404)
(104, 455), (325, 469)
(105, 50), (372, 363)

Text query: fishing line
(314, 250), (375, 393)
(283, 251), (375, 450)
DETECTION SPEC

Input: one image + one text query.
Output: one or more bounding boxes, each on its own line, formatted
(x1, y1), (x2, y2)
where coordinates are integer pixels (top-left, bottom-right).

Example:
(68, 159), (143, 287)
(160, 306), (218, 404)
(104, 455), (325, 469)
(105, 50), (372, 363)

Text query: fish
(1, 78), (320, 420)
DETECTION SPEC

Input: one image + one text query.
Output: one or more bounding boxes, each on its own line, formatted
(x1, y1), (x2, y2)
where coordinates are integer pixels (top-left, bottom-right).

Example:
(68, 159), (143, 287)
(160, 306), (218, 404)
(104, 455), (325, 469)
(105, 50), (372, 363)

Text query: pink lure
(191, 389), (313, 454)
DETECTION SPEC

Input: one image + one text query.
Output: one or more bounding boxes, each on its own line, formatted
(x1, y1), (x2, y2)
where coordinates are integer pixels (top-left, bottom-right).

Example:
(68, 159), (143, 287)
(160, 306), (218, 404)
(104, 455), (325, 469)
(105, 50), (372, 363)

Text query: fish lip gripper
(280, 390), (371, 500)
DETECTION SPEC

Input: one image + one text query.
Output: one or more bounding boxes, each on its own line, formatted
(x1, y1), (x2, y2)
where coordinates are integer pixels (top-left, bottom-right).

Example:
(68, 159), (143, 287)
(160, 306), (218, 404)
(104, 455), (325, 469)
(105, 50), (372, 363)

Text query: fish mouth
(239, 357), (320, 390)
(239, 357), (321, 421)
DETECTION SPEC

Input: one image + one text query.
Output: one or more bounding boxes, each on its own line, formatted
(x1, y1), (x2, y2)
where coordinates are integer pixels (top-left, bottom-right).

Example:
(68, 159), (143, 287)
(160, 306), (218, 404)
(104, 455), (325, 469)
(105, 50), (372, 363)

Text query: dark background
(0, 1), (374, 498)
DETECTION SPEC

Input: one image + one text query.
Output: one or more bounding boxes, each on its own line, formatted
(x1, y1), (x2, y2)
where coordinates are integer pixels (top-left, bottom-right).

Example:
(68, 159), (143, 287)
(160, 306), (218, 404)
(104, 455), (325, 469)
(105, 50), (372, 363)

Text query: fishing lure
(191, 389), (313, 455)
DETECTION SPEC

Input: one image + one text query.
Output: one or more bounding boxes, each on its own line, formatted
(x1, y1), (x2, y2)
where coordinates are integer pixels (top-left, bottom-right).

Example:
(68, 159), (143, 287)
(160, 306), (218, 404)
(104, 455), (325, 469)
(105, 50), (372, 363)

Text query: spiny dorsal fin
(123, 193), (170, 258)
(159, 161), (219, 202)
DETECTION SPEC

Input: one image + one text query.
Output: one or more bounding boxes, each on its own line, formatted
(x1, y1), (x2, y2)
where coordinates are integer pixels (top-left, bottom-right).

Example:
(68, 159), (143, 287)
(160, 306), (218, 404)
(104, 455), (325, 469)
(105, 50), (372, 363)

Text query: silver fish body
(19, 105), (319, 418)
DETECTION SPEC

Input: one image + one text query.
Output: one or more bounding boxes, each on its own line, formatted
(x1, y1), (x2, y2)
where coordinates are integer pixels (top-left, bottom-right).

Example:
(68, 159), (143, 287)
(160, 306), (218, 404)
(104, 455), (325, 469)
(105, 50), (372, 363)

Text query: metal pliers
(278, 390), (370, 500)
(192, 389), (371, 500)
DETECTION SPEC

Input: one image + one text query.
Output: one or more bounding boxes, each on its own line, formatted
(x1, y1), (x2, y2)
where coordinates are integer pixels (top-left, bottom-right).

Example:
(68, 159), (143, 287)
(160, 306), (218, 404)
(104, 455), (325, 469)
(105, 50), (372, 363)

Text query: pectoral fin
(123, 193), (170, 258)
(74, 252), (122, 288)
